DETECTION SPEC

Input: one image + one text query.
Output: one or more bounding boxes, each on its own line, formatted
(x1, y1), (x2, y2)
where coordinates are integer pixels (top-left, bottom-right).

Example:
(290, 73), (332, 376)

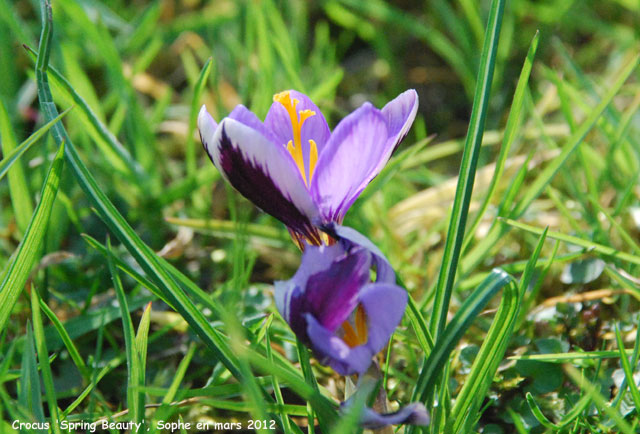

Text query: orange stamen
(341, 305), (368, 348)
(273, 91), (318, 185)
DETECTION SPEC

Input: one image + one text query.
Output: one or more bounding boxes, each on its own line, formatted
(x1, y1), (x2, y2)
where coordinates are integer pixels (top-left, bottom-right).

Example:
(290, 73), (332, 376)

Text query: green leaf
(449, 229), (546, 432)
(462, 31), (540, 253)
(0, 142), (65, 335)
(0, 107), (71, 182)
(614, 324), (640, 413)
(512, 53), (640, 218)
(410, 269), (513, 409)
(186, 57), (213, 176)
(502, 218), (640, 266)
(37, 297), (90, 380)
(429, 0), (506, 338)
(19, 322), (46, 431)
(35, 0), (244, 382)
(30, 288), (62, 434)
(107, 238), (142, 424)
(0, 99), (34, 233)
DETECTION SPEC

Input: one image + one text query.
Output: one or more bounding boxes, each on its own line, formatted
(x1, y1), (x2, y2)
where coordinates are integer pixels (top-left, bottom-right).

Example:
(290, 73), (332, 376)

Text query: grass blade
(35, 0), (244, 382)
(19, 322), (46, 431)
(449, 229), (546, 432)
(0, 106), (71, 182)
(462, 31), (540, 253)
(186, 57), (212, 176)
(614, 324), (640, 412)
(107, 238), (142, 424)
(0, 142), (65, 335)
(429, 0), (506, 338)
(37, 297), (90, 380)
(564, 365), (635, 434)
(502, 218), (640, 266)
(0, 99), (33, 233)
(411, 269), (513, 407)
(30, 288), (62, 434)
(511, 53), (640, 218)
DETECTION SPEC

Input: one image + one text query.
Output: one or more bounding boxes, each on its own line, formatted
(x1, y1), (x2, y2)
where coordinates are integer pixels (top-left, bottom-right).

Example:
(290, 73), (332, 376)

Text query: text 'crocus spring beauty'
(198, 89), (418, 246)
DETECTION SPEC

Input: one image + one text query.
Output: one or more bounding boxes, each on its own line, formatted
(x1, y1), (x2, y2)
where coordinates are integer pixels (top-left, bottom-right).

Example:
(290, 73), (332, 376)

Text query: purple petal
(322, 223), (396, 284)
(359, 283), (407, 353)
(198, 105), (218, 161)
(206, 118), (322, 243)
(290, 243), (345, 289)
(274, 280), (308, 341)
(360, 403), (430, 429)
(310, 103), (389, 222)
(305, 313), (373, 375)
(304, 248), (371, 332)
(228, 105), (280, 145)
(381, 89), (419, 157)
(265, 90), (331, 181)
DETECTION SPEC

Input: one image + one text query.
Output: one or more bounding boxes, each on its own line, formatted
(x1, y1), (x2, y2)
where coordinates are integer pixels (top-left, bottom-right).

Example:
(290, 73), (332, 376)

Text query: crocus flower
(198, 89), (418, 246)
(274, 224), (407, 375)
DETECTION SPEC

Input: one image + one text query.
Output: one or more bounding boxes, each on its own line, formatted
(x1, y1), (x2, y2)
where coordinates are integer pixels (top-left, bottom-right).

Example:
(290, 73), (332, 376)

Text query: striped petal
(200, 115), (321, 242)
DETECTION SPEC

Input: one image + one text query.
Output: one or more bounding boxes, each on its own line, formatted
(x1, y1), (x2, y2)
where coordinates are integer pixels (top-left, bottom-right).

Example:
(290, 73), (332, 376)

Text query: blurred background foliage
(1, 0), (640, 432)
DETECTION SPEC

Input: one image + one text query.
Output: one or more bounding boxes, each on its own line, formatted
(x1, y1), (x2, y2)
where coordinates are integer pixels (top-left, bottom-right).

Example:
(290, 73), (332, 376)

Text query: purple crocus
(274, 224), (407, 376)
(198, 89), (418, 246)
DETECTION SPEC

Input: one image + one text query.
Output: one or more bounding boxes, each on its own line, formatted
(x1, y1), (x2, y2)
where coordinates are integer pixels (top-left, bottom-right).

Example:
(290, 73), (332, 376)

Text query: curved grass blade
(449, 229), (546, 432)
(34, 5), (337, 423)
(38, 297), (90, 381)
(410, 269), (513, 412)
(23, 44), (147, 182)
(35, 0), (243, 382)
(0, 106), (71, 182)
(0, 142), (65, 335)
(429, 0), (506, 339)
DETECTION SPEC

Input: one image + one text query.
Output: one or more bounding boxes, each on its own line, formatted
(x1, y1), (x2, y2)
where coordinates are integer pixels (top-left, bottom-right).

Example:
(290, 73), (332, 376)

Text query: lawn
(1, 0), (640, 433)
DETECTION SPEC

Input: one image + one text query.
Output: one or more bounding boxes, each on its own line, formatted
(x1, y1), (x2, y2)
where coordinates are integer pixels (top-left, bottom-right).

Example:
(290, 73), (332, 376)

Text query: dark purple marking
(217, 126), (322, 244)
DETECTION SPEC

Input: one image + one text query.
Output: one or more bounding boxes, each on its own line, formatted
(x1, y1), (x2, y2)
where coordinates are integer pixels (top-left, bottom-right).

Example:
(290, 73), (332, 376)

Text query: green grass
(1, 0), (639, 432)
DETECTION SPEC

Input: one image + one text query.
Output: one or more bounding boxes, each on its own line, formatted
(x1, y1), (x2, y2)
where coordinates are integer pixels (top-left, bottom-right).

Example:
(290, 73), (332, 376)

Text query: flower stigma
(342, 305), (368, 348)
(274, 91), (318, 185)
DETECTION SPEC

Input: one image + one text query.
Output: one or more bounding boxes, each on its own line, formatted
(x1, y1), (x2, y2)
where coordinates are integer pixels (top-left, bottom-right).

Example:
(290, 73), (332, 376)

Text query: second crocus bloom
(198, 89), (418, 246)
(274, 225), (407, 376)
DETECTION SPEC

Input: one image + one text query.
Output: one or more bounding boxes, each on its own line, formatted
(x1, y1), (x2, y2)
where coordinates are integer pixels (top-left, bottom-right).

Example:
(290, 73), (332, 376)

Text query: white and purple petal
(204, 117), (321, 243)
(310, 102), (389, 223)
(198, 105), (218, 162)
